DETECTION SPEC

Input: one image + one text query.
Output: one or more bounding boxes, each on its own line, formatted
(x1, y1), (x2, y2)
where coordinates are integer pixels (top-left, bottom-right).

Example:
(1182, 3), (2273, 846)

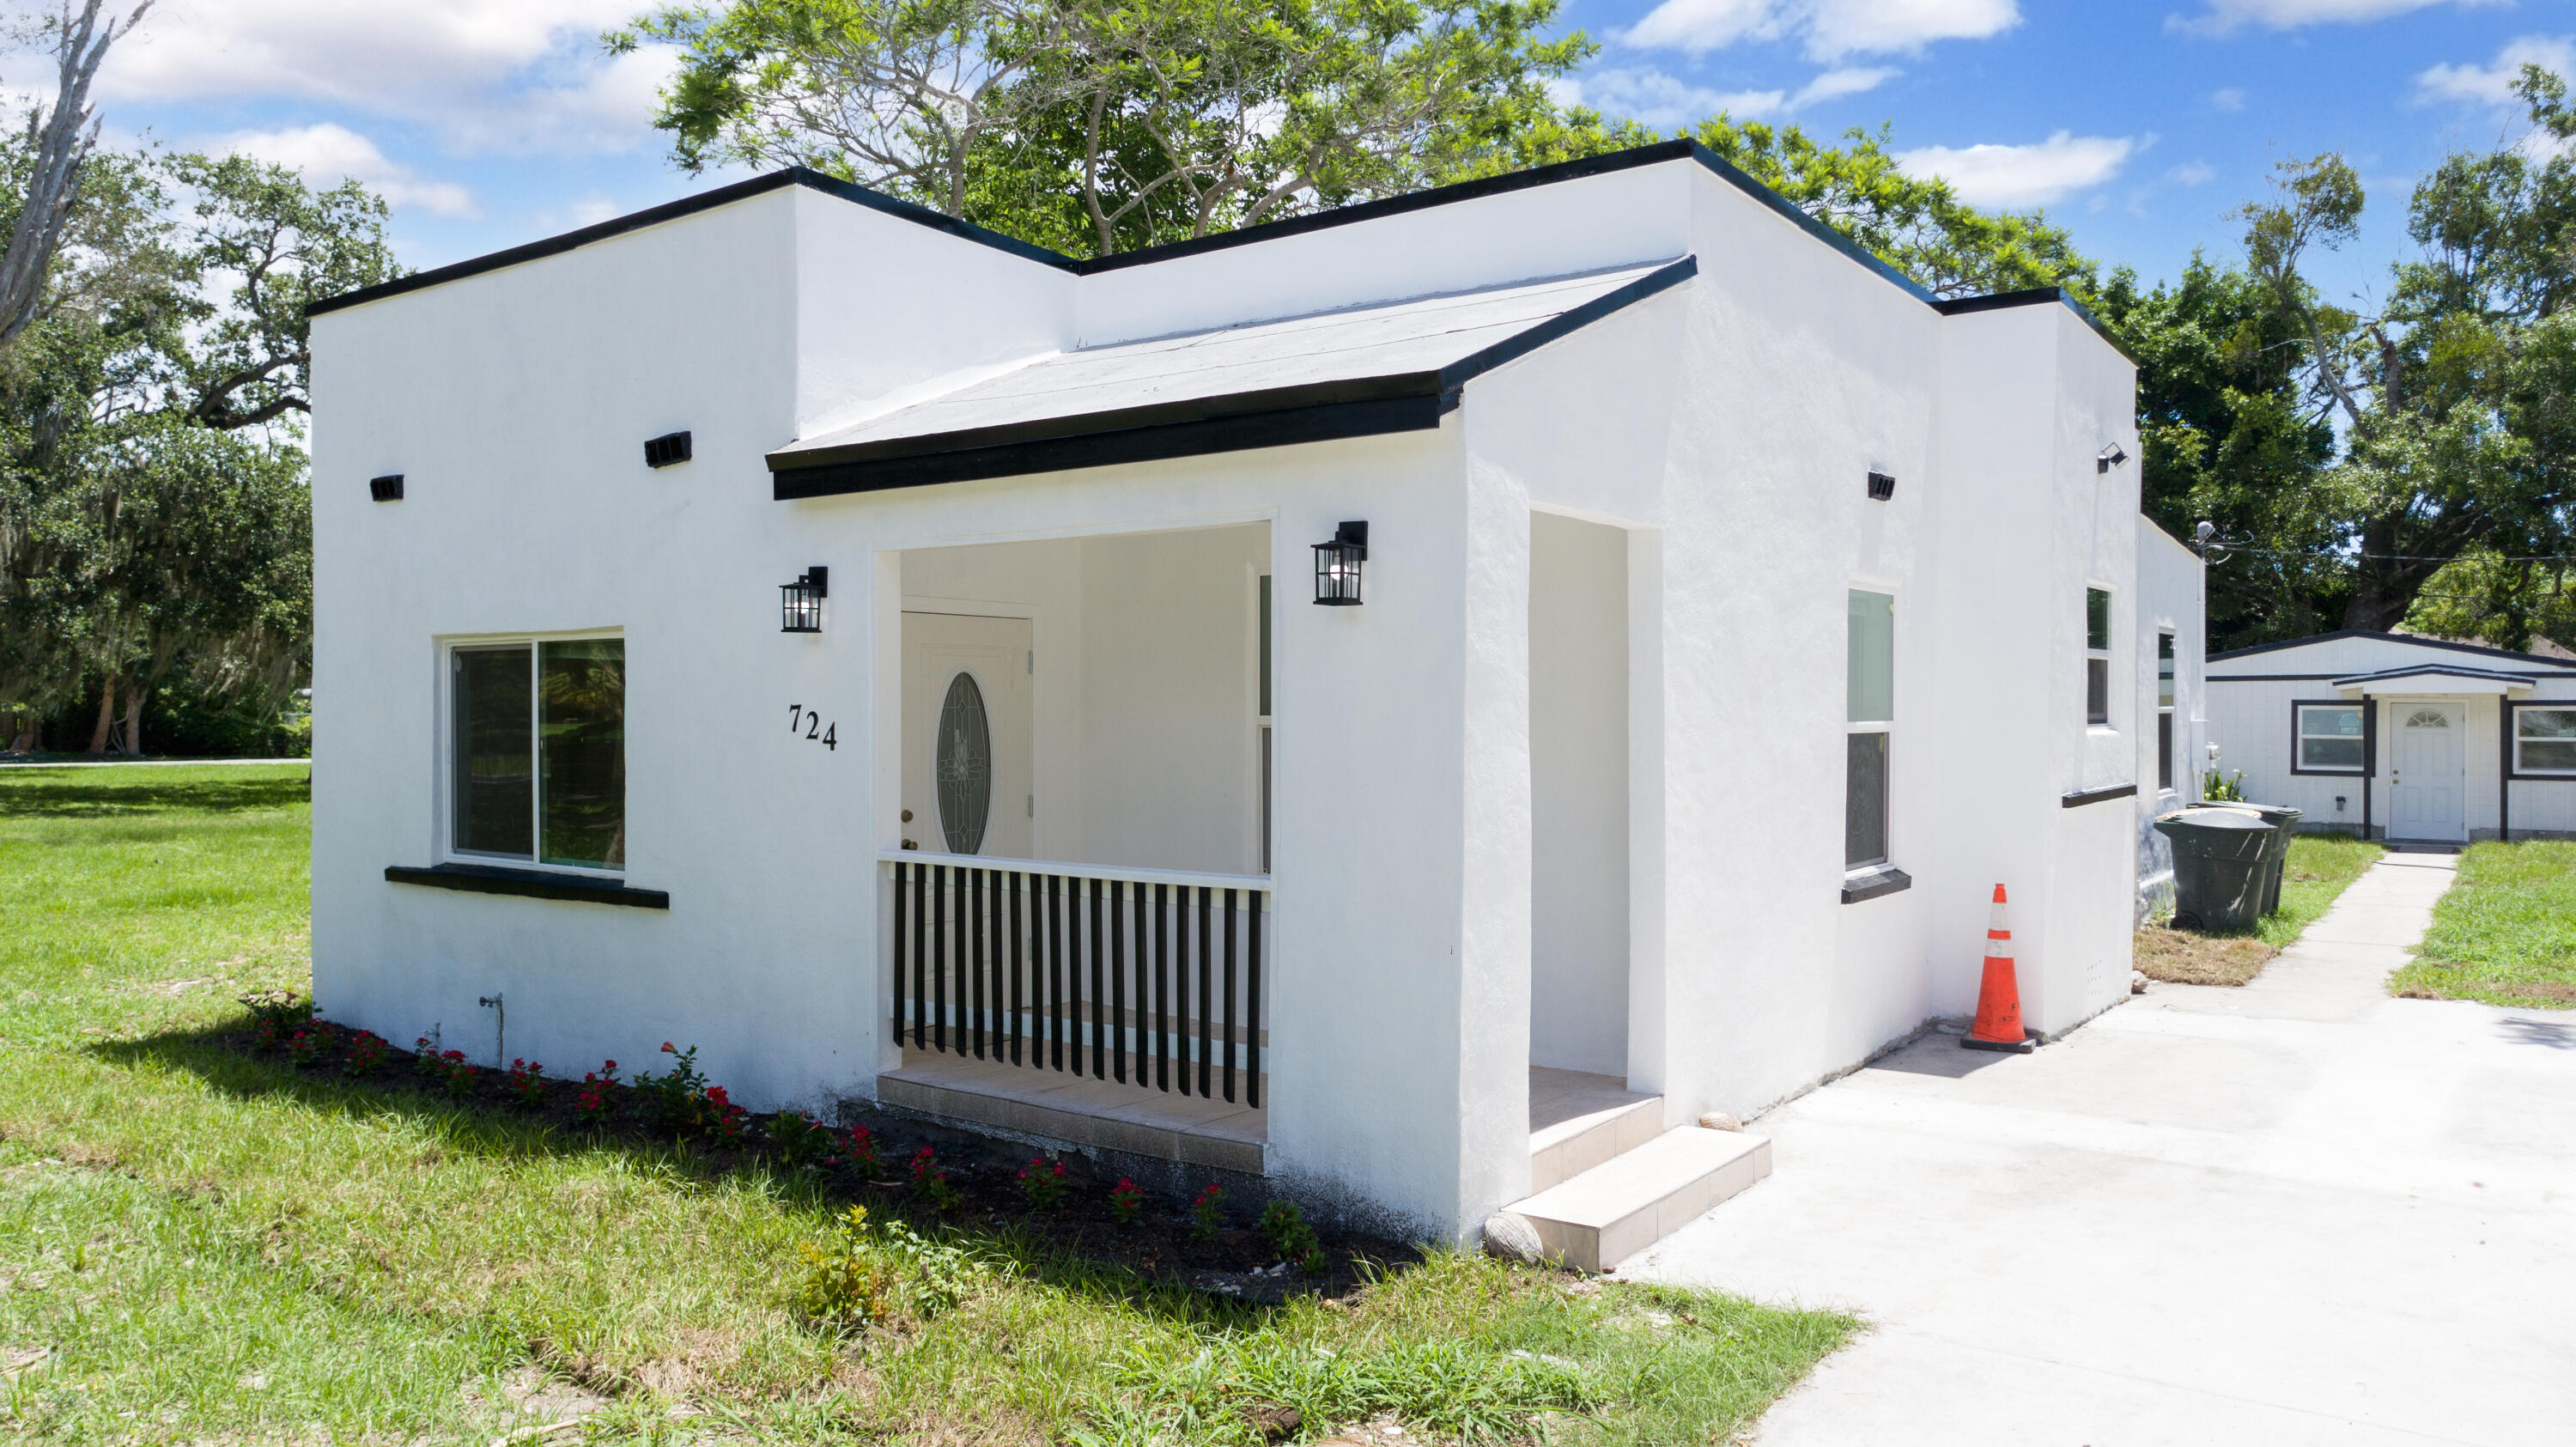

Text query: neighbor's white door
(902, 612), (1034, 859)
(2389, 702), (2465, 842)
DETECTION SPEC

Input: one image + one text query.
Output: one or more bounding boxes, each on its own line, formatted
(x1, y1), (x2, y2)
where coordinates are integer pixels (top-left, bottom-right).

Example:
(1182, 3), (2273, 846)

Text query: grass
(2135, 832), (2385, 987)
(2391, 841), (2576, 1009)
(0, 763), (1856, 1444)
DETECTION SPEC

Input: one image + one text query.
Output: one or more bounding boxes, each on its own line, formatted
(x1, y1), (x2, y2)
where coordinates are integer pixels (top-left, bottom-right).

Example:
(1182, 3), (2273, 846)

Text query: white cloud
(1894, 131), (2137, 207)
(2413, 34), (2575, 108)
(2209, 87), (2246, 112)
(2167, 161), (2215, 185)
(224, 123), (477, 217)
(2171, 0), (2502, 38)
(1624, 0), (2017, 62)
(101, 0), (674, 156)
(1575, 64), (1897, 126)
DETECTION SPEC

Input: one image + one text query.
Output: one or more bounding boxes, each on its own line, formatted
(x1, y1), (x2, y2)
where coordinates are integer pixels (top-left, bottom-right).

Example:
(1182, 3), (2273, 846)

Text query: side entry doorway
(902, 611), (1034, 859)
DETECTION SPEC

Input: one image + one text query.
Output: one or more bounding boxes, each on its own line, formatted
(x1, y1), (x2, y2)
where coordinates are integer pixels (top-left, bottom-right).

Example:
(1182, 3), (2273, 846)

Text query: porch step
(1505, 1127), (1771, 1273)
(1528, 1091), (1665, 1195)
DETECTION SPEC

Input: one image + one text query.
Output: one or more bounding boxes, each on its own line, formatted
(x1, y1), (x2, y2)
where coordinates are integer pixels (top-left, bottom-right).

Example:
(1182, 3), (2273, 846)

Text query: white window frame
(2084, 586), (2114, 728)
(1847, 587), (1896, 874)
(2157, 631), (2176, 790)
(440, 629), (627, 879)
(2293, 702), (2366, 776)
(2513, 704), (2576, 777)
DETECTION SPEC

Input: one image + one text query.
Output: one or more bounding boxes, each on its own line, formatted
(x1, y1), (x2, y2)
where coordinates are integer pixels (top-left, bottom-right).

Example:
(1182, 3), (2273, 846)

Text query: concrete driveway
(1627, 854), (2576, 1445)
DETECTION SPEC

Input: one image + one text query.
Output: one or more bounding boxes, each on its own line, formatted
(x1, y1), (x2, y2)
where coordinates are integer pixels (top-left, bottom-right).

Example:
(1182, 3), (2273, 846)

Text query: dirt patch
(2134, 927), (2276, 987)
(2392, 964), (2576, 1006)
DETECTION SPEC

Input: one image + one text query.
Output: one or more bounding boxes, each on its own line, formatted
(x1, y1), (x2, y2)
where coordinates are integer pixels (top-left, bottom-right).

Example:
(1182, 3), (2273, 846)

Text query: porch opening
(880, 523), (1273, 1167)
(1529, 511), (1630, 1080)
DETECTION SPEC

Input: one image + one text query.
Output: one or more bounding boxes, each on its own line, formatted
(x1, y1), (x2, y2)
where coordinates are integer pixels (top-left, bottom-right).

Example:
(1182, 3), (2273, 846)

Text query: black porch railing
(884, 856), (1270, 1108)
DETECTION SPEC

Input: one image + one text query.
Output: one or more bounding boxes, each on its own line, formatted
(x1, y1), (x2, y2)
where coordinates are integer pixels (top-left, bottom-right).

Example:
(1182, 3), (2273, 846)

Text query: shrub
(633, 1042), (712, 1133)
(769, 1110), (832, 1165)
(342, 1031), (388, 1075)
(704, 1085), (749, 1140)
(1109, 1178), (1144, 1225)
(1260, 1200), (1330, 1275)
(1018, 1156), (1066, 1211)
(841, 1124), (880, 1175)
(437, 1050), (476, 1096)
(241, 990), (311, 1051)
(505, 1058), (547, 1106)
(795, 1206), (897, 1332)
(880, 1219), (981, 1317)
(1191, 1183), (1224, 1242)
(574, 1060), (618, 1122)
(910, 1146), (961, 1212)
(412, 1035), (444, 1079)
(285, 1024), (331, 1067)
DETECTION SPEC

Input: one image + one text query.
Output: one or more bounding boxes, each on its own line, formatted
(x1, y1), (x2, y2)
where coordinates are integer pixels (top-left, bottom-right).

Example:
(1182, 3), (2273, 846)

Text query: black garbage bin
(2205, 802), (2305, 915)
(2154, 807), (2277, 933)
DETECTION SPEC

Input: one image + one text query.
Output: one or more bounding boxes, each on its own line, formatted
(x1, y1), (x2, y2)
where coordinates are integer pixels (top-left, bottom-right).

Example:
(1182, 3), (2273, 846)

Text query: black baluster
(1223, 888), (1238, 1103)
(1197, 885), (1214, 1098)
(1110, 880), (1128, 1085)
(967, 868), (984, 1060)
(891, 862), (908, 1049)
(1008, 871), (1025, 1067)
(911, 861), (927, 1050)
(1153, 883), (1170, 1092)
(931, 866), (949, 1053)
(1247, 891), (1263, 1109)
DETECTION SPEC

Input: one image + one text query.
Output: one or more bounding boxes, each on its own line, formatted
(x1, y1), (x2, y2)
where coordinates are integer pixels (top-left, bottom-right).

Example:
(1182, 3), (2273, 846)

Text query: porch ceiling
(769, 257), (1694, 497)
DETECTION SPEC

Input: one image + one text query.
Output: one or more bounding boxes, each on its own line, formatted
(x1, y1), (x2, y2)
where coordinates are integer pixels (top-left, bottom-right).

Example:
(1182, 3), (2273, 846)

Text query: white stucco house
(307, 139), (2201, 1262)
(2207, 630), (2576, 843)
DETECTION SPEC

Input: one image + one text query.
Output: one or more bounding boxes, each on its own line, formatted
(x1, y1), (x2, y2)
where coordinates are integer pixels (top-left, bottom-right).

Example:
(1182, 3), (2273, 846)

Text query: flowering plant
(704, 1085), (749, 1140)
(286, 1024), (331, 1067)
(769, 1110), (832, 1165)
(505, 1058), (547, 1106)
(1018, 1156), (1066, 1210)
(437, 1049), (476, 1096)
(575, 1061), (618, 1122)
(840, 1124), (880, 1175)
(342, 1031), (388, 1075)
(1190, 1183), (1224, 1241)
(634, 1042), (712, 1132)
(910, 1146), (961, 1211)
(1109, 1178), (1145, 1225)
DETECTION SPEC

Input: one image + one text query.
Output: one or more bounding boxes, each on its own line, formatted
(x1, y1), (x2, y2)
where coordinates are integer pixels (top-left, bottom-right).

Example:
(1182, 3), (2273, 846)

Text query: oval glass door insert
(935, 671), (993, 854)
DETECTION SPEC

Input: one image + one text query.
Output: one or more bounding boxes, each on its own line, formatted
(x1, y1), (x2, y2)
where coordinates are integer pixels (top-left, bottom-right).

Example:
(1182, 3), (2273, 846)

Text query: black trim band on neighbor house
(2208, 628), (2576, 667)
(386, 863), (670, 909)
(1840, 865), (1912, 904)
(770, 257), (1698, 498)
(2061, 783), (2137, 808)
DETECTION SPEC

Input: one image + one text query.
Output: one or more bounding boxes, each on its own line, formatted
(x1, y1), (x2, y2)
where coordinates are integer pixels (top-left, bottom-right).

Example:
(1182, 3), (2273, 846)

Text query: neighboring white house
(2134, 521), (2208, 919)
(306, 139), (2196, 1261)
(2207, 630), (2576, 843)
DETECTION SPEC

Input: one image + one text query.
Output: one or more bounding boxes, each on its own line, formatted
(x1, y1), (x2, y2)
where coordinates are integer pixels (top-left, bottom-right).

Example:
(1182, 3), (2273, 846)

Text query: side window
(2085, 587), (2111, 727)
(451, 636), (626, 871)
(2157, 632), (2176, 789)
(1846, 589), (1895, 870)
(2294, 703), (2364, 774)
(2515, 707), (2576, 775)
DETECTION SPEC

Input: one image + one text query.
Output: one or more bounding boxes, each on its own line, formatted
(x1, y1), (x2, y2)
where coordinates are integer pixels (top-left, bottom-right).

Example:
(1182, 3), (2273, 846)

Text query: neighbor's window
(452, 636), (625, 870)
(1847, 589), (1895, 870)
(2085, 587), (2112, 726)
(2516, 707), (2576, 775)
(2157, 632), (2176, 790)
(2295, 702), (2364, 774)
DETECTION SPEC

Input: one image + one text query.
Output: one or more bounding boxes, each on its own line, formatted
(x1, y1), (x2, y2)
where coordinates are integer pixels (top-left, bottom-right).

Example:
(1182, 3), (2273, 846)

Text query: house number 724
(787, 704), (836, 751)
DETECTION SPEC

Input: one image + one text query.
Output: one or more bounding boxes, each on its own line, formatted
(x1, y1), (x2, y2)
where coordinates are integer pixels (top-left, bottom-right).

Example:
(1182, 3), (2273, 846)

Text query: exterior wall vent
(369, 474), (404, 502)
(644, 431), (693, 468)
(1866, 471), (1895, 501)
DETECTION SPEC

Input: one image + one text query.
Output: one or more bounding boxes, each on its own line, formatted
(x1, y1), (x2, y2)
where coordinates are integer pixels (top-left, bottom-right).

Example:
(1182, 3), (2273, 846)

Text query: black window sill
(1841, 866), (1911, 904)
(2060, 783), (2137, 809)
(385, 863), (669, 909)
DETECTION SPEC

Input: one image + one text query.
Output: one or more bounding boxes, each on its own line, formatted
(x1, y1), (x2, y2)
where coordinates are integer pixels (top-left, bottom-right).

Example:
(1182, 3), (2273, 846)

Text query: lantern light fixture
(1312, 520), (1368, 605)
(2096, 441), (2129, 474)
(780, 566), (828, 633)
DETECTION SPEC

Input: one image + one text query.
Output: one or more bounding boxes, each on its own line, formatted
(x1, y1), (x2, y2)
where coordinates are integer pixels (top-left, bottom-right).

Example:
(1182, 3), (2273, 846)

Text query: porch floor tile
(881, 1047), (1266, 1175)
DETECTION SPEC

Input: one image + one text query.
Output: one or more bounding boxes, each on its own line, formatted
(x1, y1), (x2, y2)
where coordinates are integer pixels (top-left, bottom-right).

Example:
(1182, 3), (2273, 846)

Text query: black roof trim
(2331, 664), (2546, 685)
(2210, 629), (2576, 668)
(304, 141), (2124, 358)
(309, 168), (1078, 316)
(769, 257), (1695, 495)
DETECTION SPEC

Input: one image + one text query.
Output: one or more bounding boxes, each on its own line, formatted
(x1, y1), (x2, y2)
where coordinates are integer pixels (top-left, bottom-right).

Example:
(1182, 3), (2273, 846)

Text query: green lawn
(2391, 841), (2576, 1009)
(0, 764), (1854, 1444)
(2137, 833), (2385, 986)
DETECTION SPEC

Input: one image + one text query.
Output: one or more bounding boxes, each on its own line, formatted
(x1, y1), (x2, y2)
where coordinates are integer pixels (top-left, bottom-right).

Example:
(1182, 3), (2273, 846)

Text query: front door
(2389, 702), (2465, 842)
(902, 611), (1034, 858)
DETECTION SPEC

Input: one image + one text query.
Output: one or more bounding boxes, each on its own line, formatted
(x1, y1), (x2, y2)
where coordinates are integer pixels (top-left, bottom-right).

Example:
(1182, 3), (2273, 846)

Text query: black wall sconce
(2096, 442), (2129, 474)
(780, 567), (828, 632)
(369, 474), (404, 502)
(645, 430), (693, 468)
(1866, 471), (1895, 501)
(1313, 521), (1368, 605)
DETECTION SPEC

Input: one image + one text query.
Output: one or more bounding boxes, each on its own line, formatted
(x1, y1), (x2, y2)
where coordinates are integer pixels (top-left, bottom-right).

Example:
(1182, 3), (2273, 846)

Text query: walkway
(1630, 853), (2576, 1445)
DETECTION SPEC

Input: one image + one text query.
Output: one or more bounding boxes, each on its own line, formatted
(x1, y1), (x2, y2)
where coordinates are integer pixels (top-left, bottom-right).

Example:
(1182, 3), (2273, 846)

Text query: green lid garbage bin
(2206, 802), (2304, 916)
(2154, 807), (2278, 933)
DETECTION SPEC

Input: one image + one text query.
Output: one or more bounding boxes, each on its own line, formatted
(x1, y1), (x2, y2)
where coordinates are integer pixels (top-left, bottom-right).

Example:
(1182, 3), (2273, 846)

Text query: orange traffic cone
(1963, 884), (2035, 1054)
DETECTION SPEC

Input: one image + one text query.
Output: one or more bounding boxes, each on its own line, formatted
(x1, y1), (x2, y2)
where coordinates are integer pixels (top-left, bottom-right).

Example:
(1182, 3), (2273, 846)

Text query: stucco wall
(1528, 512), (1630, 1078)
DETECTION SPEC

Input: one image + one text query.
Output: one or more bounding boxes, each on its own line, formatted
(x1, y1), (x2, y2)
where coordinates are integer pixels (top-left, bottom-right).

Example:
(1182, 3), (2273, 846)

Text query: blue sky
(79, 0), (2569, 307)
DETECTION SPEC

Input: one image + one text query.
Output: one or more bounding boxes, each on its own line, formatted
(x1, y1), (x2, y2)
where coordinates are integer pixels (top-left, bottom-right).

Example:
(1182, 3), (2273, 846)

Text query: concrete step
(1506, 1127), (1771, 1273)
(1528, 1091), (1664, 1194)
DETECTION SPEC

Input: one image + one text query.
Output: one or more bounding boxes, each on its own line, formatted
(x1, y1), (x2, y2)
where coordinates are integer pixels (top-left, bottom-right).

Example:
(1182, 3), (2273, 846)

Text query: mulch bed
(232, 1000), (1419, 1304)
(2133, 926), (2276, 987)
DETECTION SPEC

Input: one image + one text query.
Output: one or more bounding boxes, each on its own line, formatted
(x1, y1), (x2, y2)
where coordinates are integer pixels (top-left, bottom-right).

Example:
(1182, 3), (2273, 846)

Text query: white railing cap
(878, 848), (1271, 894)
